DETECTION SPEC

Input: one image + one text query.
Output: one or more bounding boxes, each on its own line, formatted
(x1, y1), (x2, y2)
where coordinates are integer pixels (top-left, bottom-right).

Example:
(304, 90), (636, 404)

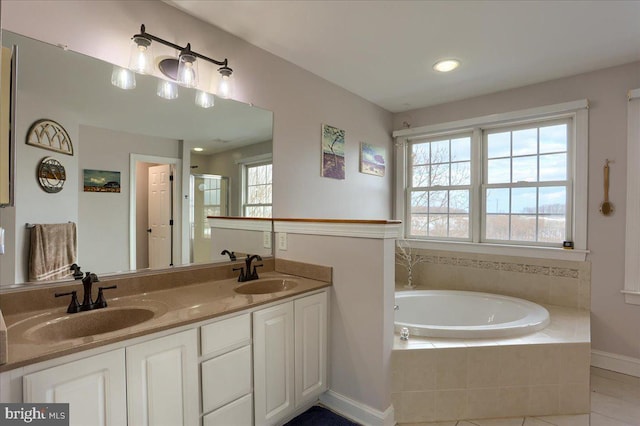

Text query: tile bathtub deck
(393, 304), (590, 350)
(397, 367), (640, 426)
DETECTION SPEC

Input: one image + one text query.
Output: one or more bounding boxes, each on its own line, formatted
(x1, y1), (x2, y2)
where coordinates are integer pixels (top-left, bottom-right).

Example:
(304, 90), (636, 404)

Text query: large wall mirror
(0, 30), (274, 287)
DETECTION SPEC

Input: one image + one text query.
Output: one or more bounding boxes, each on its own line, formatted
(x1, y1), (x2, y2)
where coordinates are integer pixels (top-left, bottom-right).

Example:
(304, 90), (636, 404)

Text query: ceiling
(165, 0), (640, 113)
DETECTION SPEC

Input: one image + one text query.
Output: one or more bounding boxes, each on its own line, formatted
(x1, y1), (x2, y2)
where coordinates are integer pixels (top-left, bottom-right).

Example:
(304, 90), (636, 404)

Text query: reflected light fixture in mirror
(111, 66), (136, 90)
(157, 79), (179, 100)
(195, 90), (214, 108)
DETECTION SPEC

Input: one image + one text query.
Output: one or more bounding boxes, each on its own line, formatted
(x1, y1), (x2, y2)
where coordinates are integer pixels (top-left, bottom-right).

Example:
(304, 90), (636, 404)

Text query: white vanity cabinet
(4, 288), (329, 426)
(23, 349), (127, 426)
(253, 291), (328, 426)
(200, 313), (253, 426)
(126, 329), (199, 426)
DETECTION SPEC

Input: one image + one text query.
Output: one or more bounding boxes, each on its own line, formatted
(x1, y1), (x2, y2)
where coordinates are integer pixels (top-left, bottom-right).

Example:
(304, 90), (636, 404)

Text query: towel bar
(26, 221), (73, 229)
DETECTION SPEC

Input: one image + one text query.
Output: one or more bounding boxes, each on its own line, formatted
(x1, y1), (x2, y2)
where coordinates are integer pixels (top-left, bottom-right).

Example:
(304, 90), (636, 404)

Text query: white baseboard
(592, 349), (640, 378)
(319, 390), (395, 426)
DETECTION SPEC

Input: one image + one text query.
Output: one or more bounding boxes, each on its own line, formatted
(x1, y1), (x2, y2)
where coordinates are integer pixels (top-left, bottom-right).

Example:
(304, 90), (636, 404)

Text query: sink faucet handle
(94, 285), (117, 309)
(55, 290), (80, 314)
(70, 263), (83, 280)
(233, 266), (246, 282)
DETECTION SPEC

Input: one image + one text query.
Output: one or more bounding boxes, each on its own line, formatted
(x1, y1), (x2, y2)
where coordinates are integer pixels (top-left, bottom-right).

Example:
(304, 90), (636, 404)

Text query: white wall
(276, 231), (397, 422)
(78, 125), (180, 275)
(0, 0), (394, 221)
(394, 61), (640, 361)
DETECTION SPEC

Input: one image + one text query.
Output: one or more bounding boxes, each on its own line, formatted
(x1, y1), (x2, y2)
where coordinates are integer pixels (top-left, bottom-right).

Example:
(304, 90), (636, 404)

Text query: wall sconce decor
(125, 24), (235, 101)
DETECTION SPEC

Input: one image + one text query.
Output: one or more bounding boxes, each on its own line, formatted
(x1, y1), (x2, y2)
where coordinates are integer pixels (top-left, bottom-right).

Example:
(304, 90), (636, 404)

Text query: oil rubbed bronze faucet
(233, 254), (263, 282)
(55, 272), (117, 313)
(221, 249), (236, 261)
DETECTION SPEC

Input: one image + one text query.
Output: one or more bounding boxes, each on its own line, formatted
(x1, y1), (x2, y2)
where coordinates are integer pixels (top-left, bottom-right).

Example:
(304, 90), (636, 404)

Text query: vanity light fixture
(130, 24), (235, 98)
(433, 58), (461, 73)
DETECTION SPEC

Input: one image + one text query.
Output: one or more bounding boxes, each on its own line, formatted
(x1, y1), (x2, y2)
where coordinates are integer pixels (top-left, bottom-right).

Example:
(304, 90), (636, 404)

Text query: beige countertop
(0, 262), (331, 372)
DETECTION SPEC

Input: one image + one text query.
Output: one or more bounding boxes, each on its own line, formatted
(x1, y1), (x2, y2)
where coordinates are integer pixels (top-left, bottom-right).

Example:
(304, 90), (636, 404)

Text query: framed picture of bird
(321, 124), (345, 180)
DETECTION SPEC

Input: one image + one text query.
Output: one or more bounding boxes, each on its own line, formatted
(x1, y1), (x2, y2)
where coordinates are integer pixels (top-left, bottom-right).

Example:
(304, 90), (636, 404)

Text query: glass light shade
(216, 70), (234, 99)
(157, 79), (179, 100)
(129, 36), (154, 74)
(111, 66), (136, 90)
(195, 90), (215, 108)
(177, 53), (198, 88)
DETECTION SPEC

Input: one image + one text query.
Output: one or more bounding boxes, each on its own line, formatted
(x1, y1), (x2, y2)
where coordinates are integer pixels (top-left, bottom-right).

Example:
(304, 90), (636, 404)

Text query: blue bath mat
(284, 405), (360, 426)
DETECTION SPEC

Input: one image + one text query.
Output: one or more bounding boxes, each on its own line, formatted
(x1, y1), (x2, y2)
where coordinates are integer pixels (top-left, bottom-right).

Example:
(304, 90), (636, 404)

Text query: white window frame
(393, 100), (589, 261)
(237, 153), (273, 218)
(406, 131), (474, 241)
(623, 88), (640, 305)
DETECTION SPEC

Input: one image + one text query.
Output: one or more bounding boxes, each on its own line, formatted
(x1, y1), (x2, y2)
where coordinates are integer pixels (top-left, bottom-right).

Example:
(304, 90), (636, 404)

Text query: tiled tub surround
(0, 258), (331, 371)
(395, 249), (591, 310)
(392, 306), (591, 422)
(393, 248), (591, 422)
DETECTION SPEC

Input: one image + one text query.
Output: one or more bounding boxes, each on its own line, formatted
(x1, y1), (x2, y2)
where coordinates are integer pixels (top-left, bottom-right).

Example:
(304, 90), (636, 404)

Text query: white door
(148, 164), (172, 268)
(294, 292), (328, 407)
(253, 302), (295, 426)
(126, 329), (198, 426)
(23, 349), (127, 426)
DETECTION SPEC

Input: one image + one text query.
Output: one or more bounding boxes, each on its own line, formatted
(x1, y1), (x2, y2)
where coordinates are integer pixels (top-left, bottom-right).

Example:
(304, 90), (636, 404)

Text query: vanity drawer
(201, 313), (250, 357)
(203, 394), (252, 426)
(201, 345), (252, 413)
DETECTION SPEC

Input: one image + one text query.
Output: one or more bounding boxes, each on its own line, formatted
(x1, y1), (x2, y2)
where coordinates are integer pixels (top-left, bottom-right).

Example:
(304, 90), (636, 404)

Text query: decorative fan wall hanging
(26, 119), (74, 155)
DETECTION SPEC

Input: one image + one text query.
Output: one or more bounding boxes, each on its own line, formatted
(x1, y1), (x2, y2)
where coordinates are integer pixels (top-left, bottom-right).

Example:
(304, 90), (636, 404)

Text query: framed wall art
(359, 142), (386, 177)
(83, 169), (121, 193)
(321, 124), (345, 180)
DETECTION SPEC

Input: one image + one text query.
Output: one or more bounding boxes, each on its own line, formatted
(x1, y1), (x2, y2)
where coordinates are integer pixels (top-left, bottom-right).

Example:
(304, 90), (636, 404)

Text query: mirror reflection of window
(190, 174), (229, 264)
(243, 162), (272, 218)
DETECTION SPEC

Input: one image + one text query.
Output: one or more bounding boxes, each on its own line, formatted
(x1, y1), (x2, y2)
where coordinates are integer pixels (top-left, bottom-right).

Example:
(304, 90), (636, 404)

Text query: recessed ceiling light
(433, 59), (460, 73)
(193, 147), (204, 152)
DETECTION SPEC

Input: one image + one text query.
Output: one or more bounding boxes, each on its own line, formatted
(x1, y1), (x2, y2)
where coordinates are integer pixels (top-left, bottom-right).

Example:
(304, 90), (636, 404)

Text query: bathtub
(394, 290), (550, 339)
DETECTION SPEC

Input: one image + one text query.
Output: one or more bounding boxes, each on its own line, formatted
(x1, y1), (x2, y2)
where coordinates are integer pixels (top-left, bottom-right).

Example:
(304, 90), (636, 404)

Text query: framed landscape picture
(83, 169), (121, 193)
(321, 124), (345, 180)
(360, 142), (386, 177)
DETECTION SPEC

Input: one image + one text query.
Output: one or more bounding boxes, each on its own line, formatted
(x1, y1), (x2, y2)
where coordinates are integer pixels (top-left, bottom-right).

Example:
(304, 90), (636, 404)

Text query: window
(243, 161), (272, 218)
(483, 120), (570, 245)
(396, 100), (588, 256)
(408, 134), (472, 239)
(201, 178), (222, 238)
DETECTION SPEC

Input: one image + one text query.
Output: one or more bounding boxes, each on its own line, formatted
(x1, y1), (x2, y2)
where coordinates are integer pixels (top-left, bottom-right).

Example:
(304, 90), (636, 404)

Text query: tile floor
(398, 367), (640, 426)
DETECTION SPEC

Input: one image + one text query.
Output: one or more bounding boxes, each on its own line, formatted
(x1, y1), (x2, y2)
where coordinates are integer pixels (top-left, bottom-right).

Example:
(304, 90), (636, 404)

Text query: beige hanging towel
(28, 222), (77, 282)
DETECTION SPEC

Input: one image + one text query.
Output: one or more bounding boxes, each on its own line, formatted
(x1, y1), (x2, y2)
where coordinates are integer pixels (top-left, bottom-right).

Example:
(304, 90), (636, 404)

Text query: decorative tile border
(403, 253), (581, 279)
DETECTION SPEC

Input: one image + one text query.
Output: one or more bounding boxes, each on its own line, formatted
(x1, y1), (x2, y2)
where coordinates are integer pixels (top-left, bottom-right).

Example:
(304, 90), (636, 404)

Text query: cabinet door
(23, 349), (127, 426)
(294, 291), (328, 407)
(253, 301), (294, 426)
(126, 329), (198, 426)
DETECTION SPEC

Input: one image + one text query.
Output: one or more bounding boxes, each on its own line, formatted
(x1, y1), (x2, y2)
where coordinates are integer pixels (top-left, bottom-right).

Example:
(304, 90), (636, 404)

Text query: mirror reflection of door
(148, 164), (174, 269)
(190, 174), (229, 264)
